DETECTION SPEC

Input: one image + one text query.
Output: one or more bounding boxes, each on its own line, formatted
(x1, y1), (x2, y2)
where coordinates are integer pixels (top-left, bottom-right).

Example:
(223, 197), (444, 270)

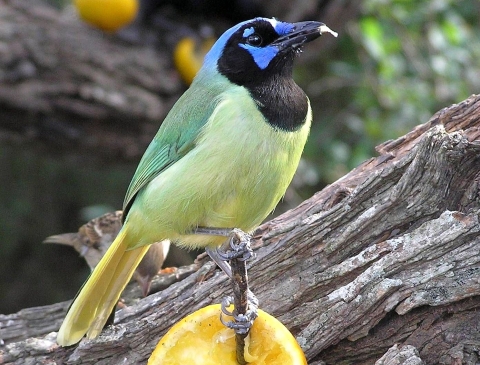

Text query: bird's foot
(220, 290), (259, 335)
(218, 228), (254, 262)
(203, 228), (254, 278)
(200, 227), (258, 336)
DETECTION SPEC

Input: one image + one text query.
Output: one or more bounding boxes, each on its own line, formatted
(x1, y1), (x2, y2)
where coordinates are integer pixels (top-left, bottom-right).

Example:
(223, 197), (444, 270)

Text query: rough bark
(1, 94), (479, 364)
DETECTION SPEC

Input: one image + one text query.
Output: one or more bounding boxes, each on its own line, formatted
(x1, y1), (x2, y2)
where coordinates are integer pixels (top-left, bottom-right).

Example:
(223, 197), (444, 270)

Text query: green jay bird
(57, 17), (336, 346)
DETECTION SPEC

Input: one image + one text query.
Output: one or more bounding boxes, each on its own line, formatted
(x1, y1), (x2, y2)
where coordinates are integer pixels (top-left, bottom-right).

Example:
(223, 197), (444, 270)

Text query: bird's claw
(216, 228), (254, 262)
(220, 291), (259, 335)
(221, 296), (235, 316)
(222, 312), (257, 335)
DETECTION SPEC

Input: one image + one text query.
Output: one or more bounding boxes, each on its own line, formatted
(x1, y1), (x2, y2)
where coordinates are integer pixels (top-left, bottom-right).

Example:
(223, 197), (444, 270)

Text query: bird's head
(201, 18), (332, 87)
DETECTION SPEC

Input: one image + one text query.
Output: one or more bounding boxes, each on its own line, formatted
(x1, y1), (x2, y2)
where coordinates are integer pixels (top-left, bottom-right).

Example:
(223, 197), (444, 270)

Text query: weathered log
(0, 264), (199, 346)
(1, 94), (479, 364)
(374, 345), (424, 365)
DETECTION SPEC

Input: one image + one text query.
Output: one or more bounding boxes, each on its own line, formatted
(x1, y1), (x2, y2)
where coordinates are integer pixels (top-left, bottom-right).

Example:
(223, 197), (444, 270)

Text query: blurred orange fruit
(173, 36), (215, 85)
(74, 0), (139, 32)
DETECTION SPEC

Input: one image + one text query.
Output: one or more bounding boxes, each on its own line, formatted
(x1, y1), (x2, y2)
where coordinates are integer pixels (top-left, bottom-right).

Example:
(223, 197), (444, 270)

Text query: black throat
(218, 57), (309, 131)
(216, 28), (309, 132)
(244, 76), (308, 132)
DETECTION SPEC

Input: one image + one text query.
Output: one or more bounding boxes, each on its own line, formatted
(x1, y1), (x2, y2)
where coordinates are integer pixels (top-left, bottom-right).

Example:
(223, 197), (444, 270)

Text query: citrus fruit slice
(148, 304), (307, 365)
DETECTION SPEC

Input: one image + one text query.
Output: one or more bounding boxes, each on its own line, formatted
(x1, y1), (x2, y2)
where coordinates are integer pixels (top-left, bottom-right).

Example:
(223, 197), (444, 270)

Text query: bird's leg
(204, 246), (232, 278)
(194, 227), (258, 364)
(195, 227), (234, 278)
(194, 227), (233, 237)
(223, 230), (257, 365)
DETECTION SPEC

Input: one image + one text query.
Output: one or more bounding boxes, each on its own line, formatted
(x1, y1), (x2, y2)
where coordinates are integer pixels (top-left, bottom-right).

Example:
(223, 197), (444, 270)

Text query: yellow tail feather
(57, 228), (150, 346)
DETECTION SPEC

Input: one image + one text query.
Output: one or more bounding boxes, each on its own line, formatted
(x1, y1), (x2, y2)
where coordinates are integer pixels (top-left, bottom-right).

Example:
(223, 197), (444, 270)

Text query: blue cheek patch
(239, 44), (279, 69)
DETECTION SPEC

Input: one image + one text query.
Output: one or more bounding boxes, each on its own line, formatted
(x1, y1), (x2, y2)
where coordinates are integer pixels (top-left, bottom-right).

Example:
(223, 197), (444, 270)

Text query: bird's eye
(246, 34), (263, 46)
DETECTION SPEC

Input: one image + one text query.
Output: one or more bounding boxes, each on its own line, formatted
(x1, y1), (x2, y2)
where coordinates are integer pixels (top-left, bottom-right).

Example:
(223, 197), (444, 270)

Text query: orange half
(148, 304), (306, 365)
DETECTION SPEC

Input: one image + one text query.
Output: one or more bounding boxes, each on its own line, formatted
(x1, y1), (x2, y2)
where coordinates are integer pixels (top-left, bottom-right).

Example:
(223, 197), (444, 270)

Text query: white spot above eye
(266, 18), (294, 37)
(243, 27), (255, 38)
(266, 18), (279, 29)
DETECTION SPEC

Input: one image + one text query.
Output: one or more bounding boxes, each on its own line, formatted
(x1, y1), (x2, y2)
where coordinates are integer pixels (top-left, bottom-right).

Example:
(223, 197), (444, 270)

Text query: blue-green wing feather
(122, 141), (176, 213)
(122, 78), (223, 216)
(123, 124), (203, 216)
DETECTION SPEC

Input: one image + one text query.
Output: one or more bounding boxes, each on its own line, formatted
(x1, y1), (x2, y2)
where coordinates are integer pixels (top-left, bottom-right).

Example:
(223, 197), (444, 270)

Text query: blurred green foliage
(300, 0), (480, 191)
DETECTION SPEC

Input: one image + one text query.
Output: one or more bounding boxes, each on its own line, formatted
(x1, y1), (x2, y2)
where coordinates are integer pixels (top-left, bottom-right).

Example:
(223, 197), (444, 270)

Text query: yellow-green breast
(125, 85), (311, 249)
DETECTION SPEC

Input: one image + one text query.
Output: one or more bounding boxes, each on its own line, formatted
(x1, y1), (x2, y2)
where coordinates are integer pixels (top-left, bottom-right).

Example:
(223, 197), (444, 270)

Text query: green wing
(122, 140), (182, 215)
(122, 83), (221, 217)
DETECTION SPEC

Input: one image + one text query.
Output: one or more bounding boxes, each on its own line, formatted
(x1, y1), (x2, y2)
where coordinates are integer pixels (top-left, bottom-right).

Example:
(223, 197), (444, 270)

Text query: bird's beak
(272, 21), (337, 51)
